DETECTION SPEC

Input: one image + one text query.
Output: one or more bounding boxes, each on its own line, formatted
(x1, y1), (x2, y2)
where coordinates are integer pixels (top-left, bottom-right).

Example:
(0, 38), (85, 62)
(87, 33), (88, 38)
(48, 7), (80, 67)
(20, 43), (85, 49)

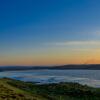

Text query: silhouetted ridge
(0, 64), (100, 72)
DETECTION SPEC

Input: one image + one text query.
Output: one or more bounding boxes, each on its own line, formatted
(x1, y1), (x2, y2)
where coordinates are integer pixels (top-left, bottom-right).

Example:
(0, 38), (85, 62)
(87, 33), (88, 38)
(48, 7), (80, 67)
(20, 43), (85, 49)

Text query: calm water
(0, 70), (100, 87)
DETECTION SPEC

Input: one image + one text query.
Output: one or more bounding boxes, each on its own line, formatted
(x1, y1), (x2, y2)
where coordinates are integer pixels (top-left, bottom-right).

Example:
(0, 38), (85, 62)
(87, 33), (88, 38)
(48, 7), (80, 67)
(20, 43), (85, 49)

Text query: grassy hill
(0, 78), (100, 100)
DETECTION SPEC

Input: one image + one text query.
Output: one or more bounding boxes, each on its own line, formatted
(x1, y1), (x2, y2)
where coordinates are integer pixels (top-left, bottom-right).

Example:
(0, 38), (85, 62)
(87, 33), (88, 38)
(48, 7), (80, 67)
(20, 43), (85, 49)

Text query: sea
(0, 70), (100, 87)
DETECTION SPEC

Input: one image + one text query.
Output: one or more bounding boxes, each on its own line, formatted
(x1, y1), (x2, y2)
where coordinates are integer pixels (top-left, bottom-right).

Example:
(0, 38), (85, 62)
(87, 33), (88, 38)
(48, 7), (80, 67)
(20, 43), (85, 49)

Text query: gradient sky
(1, 0), (100, 66)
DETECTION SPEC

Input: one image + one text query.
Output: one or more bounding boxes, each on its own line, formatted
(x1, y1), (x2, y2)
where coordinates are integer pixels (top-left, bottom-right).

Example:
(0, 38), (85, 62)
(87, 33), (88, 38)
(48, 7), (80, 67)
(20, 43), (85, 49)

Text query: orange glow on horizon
(0, 48), (100, 66)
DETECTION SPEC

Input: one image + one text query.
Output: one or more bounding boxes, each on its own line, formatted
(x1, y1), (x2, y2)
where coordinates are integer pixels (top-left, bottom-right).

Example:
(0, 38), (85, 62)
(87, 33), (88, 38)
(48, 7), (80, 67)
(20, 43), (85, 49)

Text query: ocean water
(0, 70), (100, 87)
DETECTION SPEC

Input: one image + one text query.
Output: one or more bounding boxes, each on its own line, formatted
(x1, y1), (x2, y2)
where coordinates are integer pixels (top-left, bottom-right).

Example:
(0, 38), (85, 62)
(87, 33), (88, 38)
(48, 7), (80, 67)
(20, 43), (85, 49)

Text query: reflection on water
(0, 70), (100, 87)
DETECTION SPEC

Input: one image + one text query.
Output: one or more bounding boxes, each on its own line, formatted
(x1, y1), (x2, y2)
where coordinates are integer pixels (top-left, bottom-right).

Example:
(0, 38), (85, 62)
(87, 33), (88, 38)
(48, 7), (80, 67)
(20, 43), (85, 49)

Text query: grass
(0, 78), (45, 100)
(0, 77), (100, 100)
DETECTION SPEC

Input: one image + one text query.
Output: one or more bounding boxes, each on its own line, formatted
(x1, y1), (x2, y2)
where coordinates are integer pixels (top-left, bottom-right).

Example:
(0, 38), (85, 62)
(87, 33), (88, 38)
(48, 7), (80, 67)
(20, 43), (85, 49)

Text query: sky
(0, 0), (100, 66)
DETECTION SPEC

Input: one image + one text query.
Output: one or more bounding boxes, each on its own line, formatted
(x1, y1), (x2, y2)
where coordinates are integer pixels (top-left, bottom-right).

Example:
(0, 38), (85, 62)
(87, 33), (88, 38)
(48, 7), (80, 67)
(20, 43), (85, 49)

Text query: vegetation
(0, 78), (100, 100)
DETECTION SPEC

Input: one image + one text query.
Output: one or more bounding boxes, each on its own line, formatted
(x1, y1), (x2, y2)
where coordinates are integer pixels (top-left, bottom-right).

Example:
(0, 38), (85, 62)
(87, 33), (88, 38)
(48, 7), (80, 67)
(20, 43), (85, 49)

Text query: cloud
(95, 30), (100, 34)
(44, 41), (100, 46)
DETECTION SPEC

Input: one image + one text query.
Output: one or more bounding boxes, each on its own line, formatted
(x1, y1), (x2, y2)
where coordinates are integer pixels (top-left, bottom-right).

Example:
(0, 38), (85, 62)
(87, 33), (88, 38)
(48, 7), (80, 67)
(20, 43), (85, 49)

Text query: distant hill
(0, 78), (100, 100)
(52, 64), (100, 70)
(0, 64), (100, 72)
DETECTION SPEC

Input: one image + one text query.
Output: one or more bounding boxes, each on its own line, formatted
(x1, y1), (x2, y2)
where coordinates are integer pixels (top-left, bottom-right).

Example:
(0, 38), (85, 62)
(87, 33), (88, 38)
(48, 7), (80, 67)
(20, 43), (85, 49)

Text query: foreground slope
(0, 78), (100, 100)
(0, 78), (46, 100)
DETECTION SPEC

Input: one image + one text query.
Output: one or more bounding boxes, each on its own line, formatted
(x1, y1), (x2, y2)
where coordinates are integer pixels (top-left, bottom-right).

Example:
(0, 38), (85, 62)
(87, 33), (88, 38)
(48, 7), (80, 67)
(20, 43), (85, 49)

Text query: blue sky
(0, 0), (100, 65)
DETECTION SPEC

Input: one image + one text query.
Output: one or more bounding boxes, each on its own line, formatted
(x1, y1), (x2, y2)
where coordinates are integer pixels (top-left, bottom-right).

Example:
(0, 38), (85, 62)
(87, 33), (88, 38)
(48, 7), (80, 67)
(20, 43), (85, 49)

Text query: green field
(0, 78), (100, 100)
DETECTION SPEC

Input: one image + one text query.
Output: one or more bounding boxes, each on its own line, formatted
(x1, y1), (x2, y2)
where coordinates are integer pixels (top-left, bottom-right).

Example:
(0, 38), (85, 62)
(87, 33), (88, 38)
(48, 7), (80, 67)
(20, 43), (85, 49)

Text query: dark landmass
(0, 77), (100, 100)
(52, 64), (100, 70)
(0, 64), (100, 72)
